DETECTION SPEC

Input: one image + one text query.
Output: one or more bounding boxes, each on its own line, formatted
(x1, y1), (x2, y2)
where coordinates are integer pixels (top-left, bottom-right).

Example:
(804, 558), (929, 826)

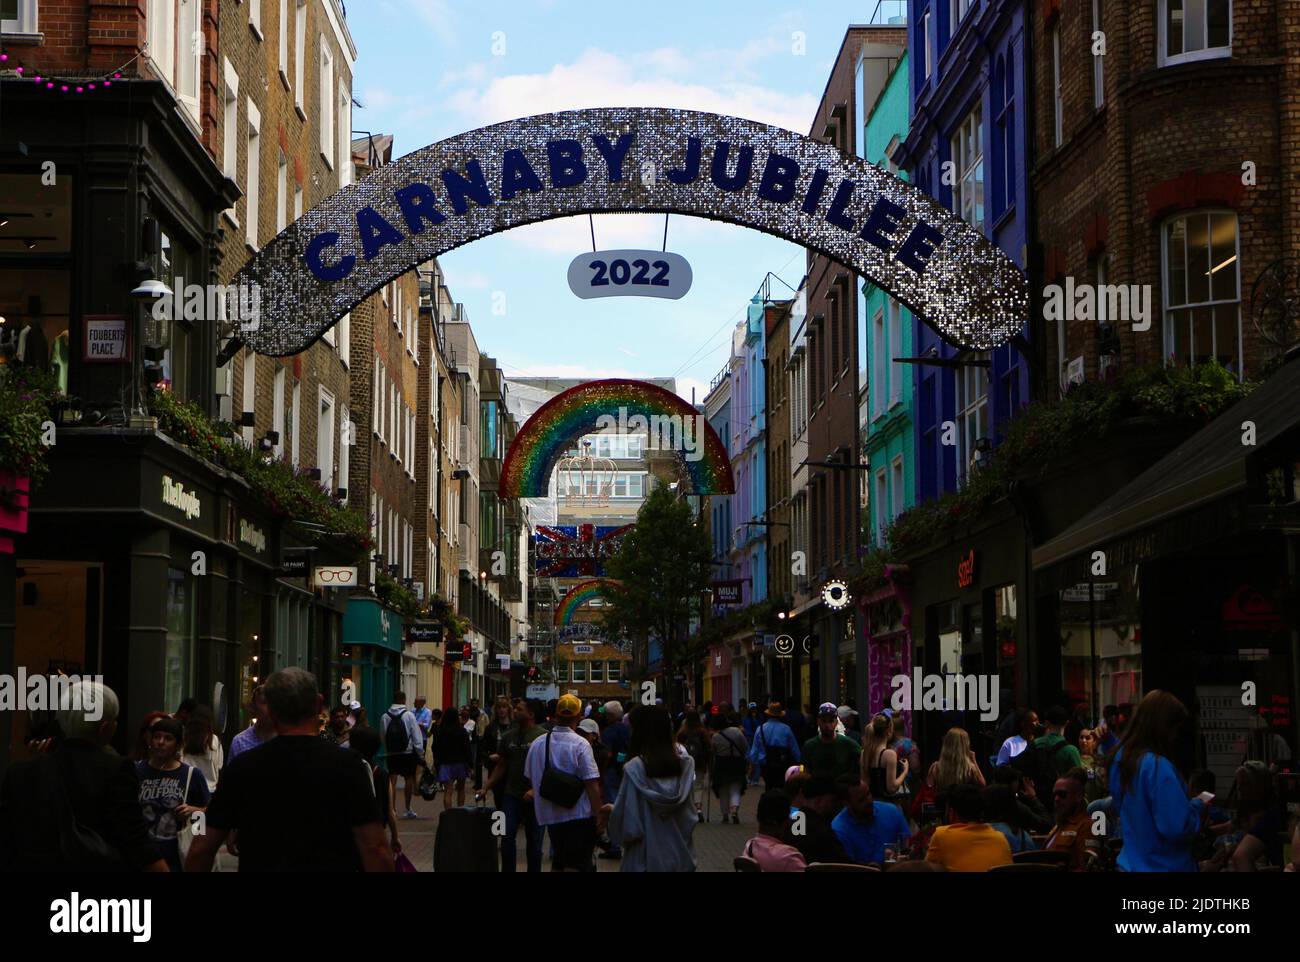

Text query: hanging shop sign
(313, 566), (358, 588)
(407, 621), (443, 643)
(712, 580), (744, 606)
(567, 249), (692, 300)
(230, 108), (1027, 360)
(774, 634), (795, 657)
(822, 580), (852, 610)
(956, 550), (977, 590)
(280, 555), (310, 577)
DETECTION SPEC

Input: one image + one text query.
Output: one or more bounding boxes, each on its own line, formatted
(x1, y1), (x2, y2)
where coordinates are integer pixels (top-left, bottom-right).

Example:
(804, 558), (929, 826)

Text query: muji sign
(226, 108), (1028, 360)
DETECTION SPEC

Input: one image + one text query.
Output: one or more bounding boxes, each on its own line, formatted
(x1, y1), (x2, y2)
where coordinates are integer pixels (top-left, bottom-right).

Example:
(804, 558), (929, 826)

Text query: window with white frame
(241, 351), (256, 445)
(1162, 211), (1241, 373)
(221, 60), (239, 221)
(248, 0), (261, 37)
(277, 0), (289, 83)
(338, 312), (350, 367)
(319, 40), (335, 167)
(147, 0), (203, 124)
(338, 406), (350, 501)
(891, 456), (904, 522)
(276, 150), (288, 233)
(956, 357), (989, 487)
(1092, 0), (1105, 108)
(293, 181), (303, 221)
(1159, 0), (1231, 66)
(887, 299), (902, 406)
(369, 493), (378, 579)
(373, 357), (381, 437)
(951, 107), (984, 233)
(319, 388), (335, 491)
(339, 86), (353, 187)
(922, 10), (932, 78)
(950, 0), (971, 32)
(272, 366), (285, 457)
(874, 469), (888, 543)
(293, 0), (306, 111)
(1052, 25), (1063, 147)
(2, 0), (38, 34)
(871, 307), (885, 419)
(289, 380), (300, 467)
(245, 99), (261, 249)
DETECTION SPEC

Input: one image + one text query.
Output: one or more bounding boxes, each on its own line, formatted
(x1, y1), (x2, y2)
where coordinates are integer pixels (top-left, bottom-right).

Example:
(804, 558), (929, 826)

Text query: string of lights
(0, 50), (137, 94)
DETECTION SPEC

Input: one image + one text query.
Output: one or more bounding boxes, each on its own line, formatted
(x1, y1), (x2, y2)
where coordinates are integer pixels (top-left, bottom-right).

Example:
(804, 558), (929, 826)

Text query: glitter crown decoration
(233, 107), (1030, 357)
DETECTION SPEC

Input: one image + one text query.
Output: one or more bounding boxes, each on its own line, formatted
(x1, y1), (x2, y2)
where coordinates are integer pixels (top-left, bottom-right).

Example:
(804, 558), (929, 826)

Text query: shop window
(164, 566), (197, 713)
(156, 224), (197, 402)
(956, 357), (990, 488)
(1159, 0), (1231, 66)
(1057, 564), (1142, 717)
(1162, 211), (1241, 375)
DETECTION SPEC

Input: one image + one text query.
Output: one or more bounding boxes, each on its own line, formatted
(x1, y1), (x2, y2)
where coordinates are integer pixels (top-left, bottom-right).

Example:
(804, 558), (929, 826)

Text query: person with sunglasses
(1044, 768), (1091, 870)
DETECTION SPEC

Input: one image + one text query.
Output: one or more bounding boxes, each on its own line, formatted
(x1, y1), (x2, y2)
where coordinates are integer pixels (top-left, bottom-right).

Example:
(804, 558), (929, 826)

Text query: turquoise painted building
(341, 596), (406, 729)
(859, 50), (915, 548)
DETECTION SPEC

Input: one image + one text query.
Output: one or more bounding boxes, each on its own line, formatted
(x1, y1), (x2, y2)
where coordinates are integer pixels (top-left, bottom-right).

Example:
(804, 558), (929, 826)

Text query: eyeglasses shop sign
(313, 566), (358, 588)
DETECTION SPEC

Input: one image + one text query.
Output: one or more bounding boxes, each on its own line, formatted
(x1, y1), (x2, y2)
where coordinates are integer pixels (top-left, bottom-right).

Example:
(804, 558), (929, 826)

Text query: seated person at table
(831, 773), (911, 865)
(925, 783), (1013, 873)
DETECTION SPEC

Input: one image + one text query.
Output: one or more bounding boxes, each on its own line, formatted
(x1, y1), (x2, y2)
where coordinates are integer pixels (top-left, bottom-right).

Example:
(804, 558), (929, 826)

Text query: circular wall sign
(822, 580), (852, 610)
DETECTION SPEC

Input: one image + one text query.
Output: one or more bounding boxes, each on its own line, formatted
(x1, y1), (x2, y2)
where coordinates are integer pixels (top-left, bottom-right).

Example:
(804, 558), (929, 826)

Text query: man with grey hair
(0, 679), (167, 871)
(598, 699), (630, 860)
(187, 667), (393, 872)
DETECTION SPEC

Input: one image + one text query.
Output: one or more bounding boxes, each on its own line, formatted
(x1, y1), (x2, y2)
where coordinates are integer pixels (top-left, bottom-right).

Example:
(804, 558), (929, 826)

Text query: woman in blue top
(1108, 691), (1205, 872)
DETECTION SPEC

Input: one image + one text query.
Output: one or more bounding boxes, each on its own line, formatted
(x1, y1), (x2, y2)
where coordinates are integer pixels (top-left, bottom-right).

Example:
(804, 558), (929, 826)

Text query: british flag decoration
(533, 524), (633, 577)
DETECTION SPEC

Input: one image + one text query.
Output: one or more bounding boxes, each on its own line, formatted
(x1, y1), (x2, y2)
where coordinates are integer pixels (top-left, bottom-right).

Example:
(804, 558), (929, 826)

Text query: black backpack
(1010, 738), (1072, 801)
(385, 708), (411, 755)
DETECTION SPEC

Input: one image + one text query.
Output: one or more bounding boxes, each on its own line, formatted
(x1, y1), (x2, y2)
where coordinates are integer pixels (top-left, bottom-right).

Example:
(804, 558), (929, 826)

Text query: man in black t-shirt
(185, 668), (393, 872)
(784, 775), (850, 865)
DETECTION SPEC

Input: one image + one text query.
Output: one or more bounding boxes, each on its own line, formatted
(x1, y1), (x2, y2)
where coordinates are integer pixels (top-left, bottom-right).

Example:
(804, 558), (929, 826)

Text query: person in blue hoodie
(1108, 690), (1206, 872)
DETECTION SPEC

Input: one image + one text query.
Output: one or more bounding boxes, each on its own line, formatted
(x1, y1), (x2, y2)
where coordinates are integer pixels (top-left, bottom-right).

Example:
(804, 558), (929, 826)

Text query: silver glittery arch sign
(236, 107), (1028, 357)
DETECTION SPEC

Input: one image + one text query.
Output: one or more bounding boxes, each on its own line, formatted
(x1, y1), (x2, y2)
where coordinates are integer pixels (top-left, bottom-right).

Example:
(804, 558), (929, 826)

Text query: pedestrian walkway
(395, 778), (763, 872)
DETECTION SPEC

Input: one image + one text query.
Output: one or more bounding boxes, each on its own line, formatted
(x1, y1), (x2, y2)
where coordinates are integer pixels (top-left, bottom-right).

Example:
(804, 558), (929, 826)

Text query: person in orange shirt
(924, 783), (1013, 872)
(1044, 769), (1092, 870)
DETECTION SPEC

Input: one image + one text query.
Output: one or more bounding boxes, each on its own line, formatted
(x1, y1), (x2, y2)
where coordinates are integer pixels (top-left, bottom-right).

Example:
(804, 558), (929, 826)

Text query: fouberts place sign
(230, 108), (1028, 358)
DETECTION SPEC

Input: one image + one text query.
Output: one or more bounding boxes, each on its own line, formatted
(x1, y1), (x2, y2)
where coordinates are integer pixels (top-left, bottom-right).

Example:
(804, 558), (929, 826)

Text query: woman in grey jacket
(607, 706), (698, 872)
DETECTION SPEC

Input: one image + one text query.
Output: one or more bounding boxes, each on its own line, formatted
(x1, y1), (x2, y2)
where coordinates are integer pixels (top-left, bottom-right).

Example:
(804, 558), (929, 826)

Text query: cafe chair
(989, 861), (1066, 872)
(733, 856), (761, 872)
(806, 862), (881, 872)
(1013, 849), (1072, 867)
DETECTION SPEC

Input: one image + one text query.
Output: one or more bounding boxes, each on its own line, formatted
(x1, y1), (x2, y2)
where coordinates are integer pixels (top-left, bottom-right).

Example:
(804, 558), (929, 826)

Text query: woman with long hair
(676, 710), (711, 822)
(861, 714), (909, 808)
(709, 710), (749, 825)
(433, 708), (472, 810)
(926, 727), (986, 794)
(1108, 690), (1205, 872)
(181, 704), (224, 794)
(608, 706), (697, 872)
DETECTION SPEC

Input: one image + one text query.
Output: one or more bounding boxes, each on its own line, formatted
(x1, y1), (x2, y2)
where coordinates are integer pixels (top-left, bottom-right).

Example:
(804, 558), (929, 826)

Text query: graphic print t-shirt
(135, 761), (210, 872)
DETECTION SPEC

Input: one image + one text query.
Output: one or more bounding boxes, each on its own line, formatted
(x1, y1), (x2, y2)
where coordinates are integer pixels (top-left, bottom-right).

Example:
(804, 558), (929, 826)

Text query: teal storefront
(340, 597), (406, 726)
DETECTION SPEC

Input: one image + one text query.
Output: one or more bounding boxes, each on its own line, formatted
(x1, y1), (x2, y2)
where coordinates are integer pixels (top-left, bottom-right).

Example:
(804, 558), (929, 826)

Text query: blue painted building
(731, 296), (768, 607)
(903, 0), (1032, 501)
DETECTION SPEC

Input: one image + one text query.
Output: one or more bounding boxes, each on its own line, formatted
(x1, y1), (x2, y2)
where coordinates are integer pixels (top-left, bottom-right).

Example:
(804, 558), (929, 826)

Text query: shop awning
(1033, 356), (1300, 572)
(342, 596), (407, 653)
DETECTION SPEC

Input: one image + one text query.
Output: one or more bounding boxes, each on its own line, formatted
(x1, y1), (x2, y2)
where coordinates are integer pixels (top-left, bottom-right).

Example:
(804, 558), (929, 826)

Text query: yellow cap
(556, 694), (583, 718)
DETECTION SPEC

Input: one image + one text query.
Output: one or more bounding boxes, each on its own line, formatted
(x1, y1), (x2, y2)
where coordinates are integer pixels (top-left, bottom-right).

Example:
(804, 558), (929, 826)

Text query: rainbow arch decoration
(555, 579), (621, 626)
(500, 379), (734, 498)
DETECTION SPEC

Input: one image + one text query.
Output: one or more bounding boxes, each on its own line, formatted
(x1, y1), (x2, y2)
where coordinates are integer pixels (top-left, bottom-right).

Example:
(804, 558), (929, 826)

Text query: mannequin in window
(13, 315), (49, 372)
(50, 330), (70, 394)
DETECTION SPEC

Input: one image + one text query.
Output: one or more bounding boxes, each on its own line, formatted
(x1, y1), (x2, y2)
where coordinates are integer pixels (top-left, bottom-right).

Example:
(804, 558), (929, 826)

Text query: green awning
(342, 596), (406, 653)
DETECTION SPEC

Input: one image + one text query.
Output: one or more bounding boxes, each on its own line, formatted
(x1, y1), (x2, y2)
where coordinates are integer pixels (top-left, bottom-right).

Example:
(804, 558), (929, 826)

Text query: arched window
(1161, 211), (1241, 375)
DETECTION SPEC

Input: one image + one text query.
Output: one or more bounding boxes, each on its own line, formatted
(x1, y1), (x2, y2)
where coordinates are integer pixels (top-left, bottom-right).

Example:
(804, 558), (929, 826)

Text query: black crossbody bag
(538, 731), (585, 807)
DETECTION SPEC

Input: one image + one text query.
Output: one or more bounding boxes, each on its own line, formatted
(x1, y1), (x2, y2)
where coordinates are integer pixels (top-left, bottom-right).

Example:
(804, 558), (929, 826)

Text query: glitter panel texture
(500, 379), (733, 497)
(237, 108), (1029, 356)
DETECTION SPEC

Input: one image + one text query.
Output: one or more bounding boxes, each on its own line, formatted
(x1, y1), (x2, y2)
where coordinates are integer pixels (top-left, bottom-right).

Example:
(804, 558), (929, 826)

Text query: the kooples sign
(239, 519), (266, 553)
(234, 108), (1028, 358)
(161, 476), (201, 521)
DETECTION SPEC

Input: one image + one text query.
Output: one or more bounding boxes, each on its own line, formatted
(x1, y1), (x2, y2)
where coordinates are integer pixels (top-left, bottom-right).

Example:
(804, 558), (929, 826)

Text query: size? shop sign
(567, 250), (692, 300)
(957, 549), (977, 589)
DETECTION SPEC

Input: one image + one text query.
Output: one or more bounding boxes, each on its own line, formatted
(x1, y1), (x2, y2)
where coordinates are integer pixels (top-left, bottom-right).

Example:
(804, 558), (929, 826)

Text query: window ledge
(250, 23), (264, 42)
(295, 104), (307, 123)
(245, 242), (259, 256)
(222, 208), (240, 229)
(0, 32), (42, 44)
(321, 152), (334, 170)
(279, 69), (290, 91)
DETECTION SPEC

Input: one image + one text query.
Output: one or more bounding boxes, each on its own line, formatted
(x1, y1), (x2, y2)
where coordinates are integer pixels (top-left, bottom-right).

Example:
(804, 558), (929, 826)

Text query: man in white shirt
(523, 693), (606, 872)
(380, 693), (424, 819)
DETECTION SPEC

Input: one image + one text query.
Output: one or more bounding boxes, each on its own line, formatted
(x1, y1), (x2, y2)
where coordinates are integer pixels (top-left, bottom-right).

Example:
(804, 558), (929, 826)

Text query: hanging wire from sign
(662, 213), (669, 252)
(589, 214), (597, 252)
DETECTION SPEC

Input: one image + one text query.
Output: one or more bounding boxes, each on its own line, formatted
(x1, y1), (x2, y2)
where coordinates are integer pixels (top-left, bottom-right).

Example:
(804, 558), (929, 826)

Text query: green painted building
(859, 50), (915, 547)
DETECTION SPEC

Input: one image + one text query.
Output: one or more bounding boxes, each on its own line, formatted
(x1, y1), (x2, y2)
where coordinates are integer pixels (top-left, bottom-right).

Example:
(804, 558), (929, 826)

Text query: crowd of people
(1, 676), (1296, 874)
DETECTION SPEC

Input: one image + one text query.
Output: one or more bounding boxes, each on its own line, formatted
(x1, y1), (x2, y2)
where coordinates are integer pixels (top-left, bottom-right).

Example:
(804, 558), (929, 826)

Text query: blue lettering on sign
(499, 148), (544, 201)
(801, 168), (830, 214)
(442, 160), (495, 214)
(592, 133), (635, 182)
(357, 206), (405, 261)
(306, 231), (355, 281)
(825, 179), (858, 231)
(394, 182), (446, 234)
(667, 136), (702, 185)
(757, 153), (800, 203)
(547, 139), (588, 188)
(711, 141), (753, 192)
(897, 221), (945, 274)
(860, 196), (905, 249)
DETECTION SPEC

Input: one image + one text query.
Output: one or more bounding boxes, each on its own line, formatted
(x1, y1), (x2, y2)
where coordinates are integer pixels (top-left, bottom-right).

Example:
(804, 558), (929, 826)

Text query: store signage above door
(239, 519), (267, 554)
(280, 555), (310, 577)
(1059, 582), (1119, 603)
(712, 580), (743, 605)
(161, 475), (201, 521)
(407, 621), (443, 643)
(313, 566), (358, 588)
(957, 549), (977, 589)
(228, 108), (1028, 360)
(567, 250), (692, 300)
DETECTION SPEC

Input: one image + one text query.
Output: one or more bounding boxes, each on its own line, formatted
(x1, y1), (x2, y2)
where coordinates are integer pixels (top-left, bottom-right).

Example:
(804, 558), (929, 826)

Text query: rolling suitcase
(433, 803), (499, 872)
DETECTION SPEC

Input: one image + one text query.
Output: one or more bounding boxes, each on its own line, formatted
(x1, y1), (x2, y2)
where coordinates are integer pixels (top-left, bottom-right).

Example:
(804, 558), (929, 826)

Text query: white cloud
(443, 47), (817, 133)
(402, 0), (457, 44)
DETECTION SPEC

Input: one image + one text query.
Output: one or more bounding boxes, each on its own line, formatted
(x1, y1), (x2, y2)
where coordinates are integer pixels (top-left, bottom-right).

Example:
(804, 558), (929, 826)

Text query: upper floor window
(1162, 211), (1241, 375)
(319, 40), (335, 167)
(248, 0), (262, 38)
(1159, 0), (1231, 66)
(956, 357), (989, 488)
(951, 107), (984, 233)
(922, 9), (933, 78)
(950, 0), (971, 37)
(1, 0), (39, 35)
(1092, 0), (1106, 108)
(148, 0), (203, 125)
(1051, 25), (1063, 147)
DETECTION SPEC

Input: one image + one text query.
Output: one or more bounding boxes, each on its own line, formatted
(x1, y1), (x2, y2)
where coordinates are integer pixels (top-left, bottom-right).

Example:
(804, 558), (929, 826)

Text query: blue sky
(347, 1), (892, 400)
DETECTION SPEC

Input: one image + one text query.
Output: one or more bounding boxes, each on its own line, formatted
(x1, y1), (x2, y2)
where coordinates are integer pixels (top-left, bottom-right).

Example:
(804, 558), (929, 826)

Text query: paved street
(393, 776), (761, 873)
